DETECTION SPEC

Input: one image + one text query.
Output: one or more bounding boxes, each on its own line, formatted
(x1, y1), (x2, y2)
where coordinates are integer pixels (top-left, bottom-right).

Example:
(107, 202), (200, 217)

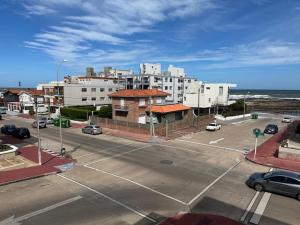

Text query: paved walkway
(246, 121), (300, 172)
(0, 146), (73, 185)
(160, 213), (242, 225)
(102, 127), (151, 142)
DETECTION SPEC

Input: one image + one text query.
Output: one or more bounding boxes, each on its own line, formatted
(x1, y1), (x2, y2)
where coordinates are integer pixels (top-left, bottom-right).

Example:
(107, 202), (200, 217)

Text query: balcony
(114, 105), (129, 111)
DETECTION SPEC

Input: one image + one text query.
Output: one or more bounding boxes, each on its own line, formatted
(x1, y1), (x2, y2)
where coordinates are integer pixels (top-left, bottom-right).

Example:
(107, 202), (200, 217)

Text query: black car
(1, 124), (17, 135)
(246, 170), (300, 201)
(264, 124), (278, 134)
(12, 128), (31, 139)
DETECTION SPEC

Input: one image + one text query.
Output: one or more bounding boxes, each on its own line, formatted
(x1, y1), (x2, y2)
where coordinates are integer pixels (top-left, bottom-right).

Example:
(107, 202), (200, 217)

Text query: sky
(0, 0), (300, 89)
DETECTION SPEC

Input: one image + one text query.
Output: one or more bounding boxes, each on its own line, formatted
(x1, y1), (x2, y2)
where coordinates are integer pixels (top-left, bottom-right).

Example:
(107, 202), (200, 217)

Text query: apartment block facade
(63, 76), (124, 107)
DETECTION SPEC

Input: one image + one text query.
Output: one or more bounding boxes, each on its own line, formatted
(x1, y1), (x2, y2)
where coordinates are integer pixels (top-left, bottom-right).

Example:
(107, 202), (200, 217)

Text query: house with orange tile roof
(109, 89), (191, 124)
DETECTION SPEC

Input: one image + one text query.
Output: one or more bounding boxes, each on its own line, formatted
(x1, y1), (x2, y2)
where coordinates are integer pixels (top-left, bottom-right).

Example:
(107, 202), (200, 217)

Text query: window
(82, 97), (87, 101)
(169, 86), (172, 90)
(170, 78), (172, 82)
(113, 80), (117, 84)
(165, 86), (168, 90)
(286, 177), (300, 185)
(219, 86), (224, 96)
(188, 79), (191, 83)
(185, 86), (188, 89)
(208, 98), (211, 103)
(100, 88), (105, 92)
(269, 176), (286, 183)
(108, 88), (113, 92)
(165, 77), (168, 82)
(178, 86), (181, 91)
(139, 98), (145, 106)
(104, 80), (108, 82)
(91, 97), (96, 101)
(81, 88), (87, 92)
(184, 97), (186, 101)
(156, 97), (162, 104)
(201, 85), (205, 93)
(91, 88), (96, 92)
(100, 97), (105, 101)
(206, 87), (211, 90)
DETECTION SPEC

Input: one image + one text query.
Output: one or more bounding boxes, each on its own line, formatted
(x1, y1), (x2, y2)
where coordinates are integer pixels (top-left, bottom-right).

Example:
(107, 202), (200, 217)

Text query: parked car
(38, 116), (54, 124)
(282, 117), (292, 123)
(206, 123), (221, 131)
(1, 124), (17, 135)
(246, 170), (300, 201)
(32, 120), (47, 128)
(0, 107), (7, 114)
(12, 128), (31, 139)
(264, 124), (278, 134)
(82, 125), (102, 135)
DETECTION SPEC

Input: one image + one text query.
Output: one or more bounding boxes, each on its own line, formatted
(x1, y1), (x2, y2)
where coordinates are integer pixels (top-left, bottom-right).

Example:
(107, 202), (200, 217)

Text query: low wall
(215, 114), (251, 121)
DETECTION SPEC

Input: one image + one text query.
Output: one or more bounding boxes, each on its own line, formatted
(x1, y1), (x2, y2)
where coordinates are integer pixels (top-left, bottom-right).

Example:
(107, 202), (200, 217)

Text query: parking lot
(0, 115), (299, 225)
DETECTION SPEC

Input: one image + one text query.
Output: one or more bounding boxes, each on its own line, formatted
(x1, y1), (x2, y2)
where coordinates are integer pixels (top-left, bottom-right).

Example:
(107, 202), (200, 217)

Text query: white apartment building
(183, 82), (237, 109)
(63, 76), (125, 107)
(140, 63), (161, 75)
(167, 65), (185, 77)
(103, 66), (134, 78)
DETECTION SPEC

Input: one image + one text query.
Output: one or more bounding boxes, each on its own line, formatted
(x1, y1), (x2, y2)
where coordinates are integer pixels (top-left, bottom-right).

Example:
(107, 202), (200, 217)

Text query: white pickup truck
(206, 123), (221, 131)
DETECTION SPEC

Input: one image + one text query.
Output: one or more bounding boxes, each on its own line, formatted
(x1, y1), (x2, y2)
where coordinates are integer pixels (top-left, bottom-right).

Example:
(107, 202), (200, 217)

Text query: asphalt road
(0, 114), (299, 225)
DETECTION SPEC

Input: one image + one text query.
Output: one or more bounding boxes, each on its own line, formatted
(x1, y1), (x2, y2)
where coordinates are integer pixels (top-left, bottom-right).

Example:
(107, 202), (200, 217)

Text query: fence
(91, 112), (213, 139)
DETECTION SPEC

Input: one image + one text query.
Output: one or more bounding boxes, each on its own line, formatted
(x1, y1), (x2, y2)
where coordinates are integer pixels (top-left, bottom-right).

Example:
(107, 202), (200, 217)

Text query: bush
(95, 105), (112, 118)
(222, 100), (247, 117)
(60, 107), (89, 121)
(29, 109), (35, 115)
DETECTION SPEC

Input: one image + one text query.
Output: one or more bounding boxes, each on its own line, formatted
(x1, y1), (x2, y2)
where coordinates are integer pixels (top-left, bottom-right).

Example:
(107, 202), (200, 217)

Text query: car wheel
(254, 183), (264, 192)
(296, 194), (300, 201)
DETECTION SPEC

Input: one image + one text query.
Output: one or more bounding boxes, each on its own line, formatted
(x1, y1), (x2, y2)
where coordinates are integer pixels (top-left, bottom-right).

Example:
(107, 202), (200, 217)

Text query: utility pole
(35, 98), (42, 165)
(197, 88), (200, 117)
(149, 96), (153, 136)
(243, 94), (246, 120)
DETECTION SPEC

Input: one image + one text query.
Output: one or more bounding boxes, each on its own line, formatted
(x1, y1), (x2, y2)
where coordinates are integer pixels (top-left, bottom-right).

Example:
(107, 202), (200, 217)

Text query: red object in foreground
(159, 213), (242, 225)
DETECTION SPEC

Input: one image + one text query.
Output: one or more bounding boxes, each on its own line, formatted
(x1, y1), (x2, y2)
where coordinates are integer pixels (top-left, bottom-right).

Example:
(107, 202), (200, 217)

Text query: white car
(206, 123), (221, 131)
(282, 117), (292, 123)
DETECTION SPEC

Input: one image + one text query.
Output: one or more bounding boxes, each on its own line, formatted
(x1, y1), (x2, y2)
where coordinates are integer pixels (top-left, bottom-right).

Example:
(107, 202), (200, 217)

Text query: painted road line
(209, 138), (224, 144)
(188, 159), (241, 206)
(155, 144), (200, 154)
(84, 165), (188, 206)
(176, 139), (245, 153)
(0, 196), (82, 224)
(57, 174), (157, 223)
(85, 145), (151, 166)
(240, 191), (260, 223)
(76, 142), (137, 159)
(249, 192), (272, 224)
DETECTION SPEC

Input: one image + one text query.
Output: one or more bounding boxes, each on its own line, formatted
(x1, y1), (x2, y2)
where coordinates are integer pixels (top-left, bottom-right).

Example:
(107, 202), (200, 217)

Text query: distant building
(167, 65), (185, 77)
(140, 63), (162, 75)
(63, 76), (125, 107)
(110, 89), (191, 124)
(18, 90), (45, 114)
(103, 67), (134, 78)
(183, 82), (237, 111)
(37, 81), (64, 110)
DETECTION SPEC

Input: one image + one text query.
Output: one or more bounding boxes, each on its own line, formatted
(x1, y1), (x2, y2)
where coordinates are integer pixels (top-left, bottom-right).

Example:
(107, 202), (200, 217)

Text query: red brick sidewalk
(246, 123), (300, 172)
(160, 213), (242, 225)
(0, 146), (73, 185)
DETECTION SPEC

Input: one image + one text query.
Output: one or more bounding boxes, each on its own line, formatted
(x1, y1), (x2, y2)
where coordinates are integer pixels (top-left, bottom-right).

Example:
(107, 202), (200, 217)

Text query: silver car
(82, 125), (102, 135)
(32, 120), (47, 128)
(246, 170), (300, 200)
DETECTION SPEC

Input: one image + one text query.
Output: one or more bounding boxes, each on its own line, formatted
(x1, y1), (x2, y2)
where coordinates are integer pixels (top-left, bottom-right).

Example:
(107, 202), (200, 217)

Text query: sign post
(253, 128), (264, 160)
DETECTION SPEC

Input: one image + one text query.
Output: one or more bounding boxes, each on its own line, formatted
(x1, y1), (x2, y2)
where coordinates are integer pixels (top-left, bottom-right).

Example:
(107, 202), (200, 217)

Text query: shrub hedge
(60, 107), (89, 120)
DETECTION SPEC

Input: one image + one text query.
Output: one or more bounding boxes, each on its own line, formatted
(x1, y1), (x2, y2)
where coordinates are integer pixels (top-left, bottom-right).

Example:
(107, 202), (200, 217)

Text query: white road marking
(249, 192), (272, 224)
(75, 142), (137, 159)
(209, 138), (224, 144)
(85, 145), (151, 166)
(84, 165), (188, 206)
(176, 139), (245, 153)
(57, 174), (157, 223)
(240, 191), (260, 222)
(0, 196), (82, 224)
(188, 159), (241, 206)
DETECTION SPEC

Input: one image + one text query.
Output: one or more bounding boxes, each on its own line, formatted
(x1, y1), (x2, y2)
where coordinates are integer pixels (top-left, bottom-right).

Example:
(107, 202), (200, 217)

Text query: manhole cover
(160, 159), (173, 165)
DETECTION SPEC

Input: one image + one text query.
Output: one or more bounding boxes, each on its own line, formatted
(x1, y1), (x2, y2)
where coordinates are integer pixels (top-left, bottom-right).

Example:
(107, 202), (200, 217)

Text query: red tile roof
(110, 89), (169, 98)
(146, 104), (191, 114)
(6, 89), (23, 94)
(19, 90), (44, 96)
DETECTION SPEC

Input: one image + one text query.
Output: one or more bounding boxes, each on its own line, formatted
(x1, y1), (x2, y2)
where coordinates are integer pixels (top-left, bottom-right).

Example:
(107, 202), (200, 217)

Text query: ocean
(230, 89), (300, 101)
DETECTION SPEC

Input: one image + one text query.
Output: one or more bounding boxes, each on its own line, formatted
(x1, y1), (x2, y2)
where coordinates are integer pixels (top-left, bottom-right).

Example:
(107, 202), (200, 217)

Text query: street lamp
(56, 59), (68, 153)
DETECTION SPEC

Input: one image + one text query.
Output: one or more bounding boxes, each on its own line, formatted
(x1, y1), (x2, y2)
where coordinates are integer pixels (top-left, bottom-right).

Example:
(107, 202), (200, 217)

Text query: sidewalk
(0, 146), (73, 186)
(103, 127), (151, 143)
(246, 122), (300, 172)
(160, 213), (242, 225)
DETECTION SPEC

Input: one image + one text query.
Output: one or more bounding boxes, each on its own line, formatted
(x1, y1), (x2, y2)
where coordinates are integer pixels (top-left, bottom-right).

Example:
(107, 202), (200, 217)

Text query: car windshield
(209, 123), (216, 126)
(94, 126), (100, 128)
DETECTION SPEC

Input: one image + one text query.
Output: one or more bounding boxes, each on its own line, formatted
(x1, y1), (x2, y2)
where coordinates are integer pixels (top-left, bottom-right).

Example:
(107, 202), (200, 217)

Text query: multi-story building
(37, 81), (64, 110)
(140, 63), (161, 75)
(110, 89), (191, 124)
(63, 75), (125, 107)
(183, 82), (237, 110)
(103, 66), (134, 78)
